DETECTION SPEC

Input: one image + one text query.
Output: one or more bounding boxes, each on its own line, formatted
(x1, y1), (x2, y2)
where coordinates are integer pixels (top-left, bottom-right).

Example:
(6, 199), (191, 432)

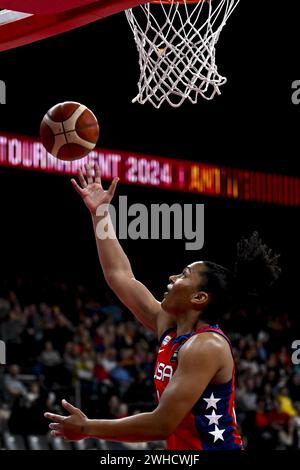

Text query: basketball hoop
(125, 0), (240, 108)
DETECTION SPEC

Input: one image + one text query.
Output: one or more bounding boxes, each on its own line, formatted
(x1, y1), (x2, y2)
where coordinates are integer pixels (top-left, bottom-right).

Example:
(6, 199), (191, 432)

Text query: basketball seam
(60, 134), (97, 146)
(46, 103), (79, 129)
(63, 126), (98, 145)
(60, 110), (72, 160)
(46, 123), (98, 136)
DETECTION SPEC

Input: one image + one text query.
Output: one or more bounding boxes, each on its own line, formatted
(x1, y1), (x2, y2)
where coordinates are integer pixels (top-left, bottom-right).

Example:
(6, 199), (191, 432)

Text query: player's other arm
(45, 336), (222, 442)
(71, 163), (162, 333)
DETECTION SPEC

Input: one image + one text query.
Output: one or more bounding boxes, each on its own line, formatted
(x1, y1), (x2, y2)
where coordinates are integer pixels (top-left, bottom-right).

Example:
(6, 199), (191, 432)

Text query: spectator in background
(63, 342), (80, 373)
(267, 399), (290, 445)
(94, 352), (110, 382)
(1, 309), (25, 364)
(39, 341), (62, 386)
(4, 365), (27, 405)
(39, 341), (62, 368)
(262, 369), (278, 391)
(277, 387), (297, 417)
(101, 348), (117, 373)
(107, 395), (122, 419)
(51, 313), (75, 354)
(39, 302), (55, 331)
(75, 351), (95, 381)
(254, 398), (273, 449)
(236, 376), (257, 413)
(255, 399), (269, 430)
(262, 383), (274, 411)
(256, 338), (268, 363)
(116, 403), (128, 419)
(239, 346), (260, 375)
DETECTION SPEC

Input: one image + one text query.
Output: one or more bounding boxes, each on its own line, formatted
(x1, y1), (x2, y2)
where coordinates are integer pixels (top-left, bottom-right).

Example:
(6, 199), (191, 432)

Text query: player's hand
(44, 399), (90, 441)
(71, 163), (119, 215)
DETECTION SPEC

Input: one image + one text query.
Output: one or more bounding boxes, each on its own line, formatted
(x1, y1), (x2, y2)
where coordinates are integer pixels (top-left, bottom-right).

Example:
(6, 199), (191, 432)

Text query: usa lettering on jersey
(154, 362), (173, 381)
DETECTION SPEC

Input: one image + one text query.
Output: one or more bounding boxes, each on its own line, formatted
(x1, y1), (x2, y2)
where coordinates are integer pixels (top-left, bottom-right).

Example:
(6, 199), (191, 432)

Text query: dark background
(0, 0), (299, 308)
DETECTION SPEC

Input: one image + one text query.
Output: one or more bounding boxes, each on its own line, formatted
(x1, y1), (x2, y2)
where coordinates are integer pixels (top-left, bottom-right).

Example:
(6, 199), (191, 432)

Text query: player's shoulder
(177, 333), (226, 373)
(181, 330), (227, 356)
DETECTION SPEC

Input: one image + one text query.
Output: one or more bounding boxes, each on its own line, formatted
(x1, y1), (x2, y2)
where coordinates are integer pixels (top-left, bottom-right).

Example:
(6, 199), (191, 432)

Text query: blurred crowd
(0, 276), (299, 450)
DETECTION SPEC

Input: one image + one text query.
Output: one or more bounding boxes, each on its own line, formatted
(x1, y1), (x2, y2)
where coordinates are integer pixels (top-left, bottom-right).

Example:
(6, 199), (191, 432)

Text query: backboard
(0, 0), (147, 51)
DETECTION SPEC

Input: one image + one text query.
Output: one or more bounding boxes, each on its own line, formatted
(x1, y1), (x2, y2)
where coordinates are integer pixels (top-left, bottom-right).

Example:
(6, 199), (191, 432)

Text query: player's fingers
(85, 163), (93, 184)
(94, 163), (102, 185)
(50, 430), (64, 438)
(78, 168), (87, 188)
(61, 399), (81, 415)
(71, 179), (84, 195)
(49, 423), (62, 431)
(108, 177), (119, 198)
(44, 412), (66, 424)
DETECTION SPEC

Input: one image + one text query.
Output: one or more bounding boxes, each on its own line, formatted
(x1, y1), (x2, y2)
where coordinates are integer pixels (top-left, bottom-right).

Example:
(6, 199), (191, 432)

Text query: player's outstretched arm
(71, 163), (162, 333)
(45, 336), (221, 442)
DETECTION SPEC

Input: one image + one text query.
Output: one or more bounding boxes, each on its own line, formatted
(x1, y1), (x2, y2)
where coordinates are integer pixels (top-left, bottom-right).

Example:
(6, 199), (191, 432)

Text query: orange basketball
(40, 101), (99, 161)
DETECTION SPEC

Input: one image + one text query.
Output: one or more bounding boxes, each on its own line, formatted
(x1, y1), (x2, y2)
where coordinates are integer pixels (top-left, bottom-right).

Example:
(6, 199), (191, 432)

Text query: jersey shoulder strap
(192, 325), (234, 360)
(158, 327), (176, 346)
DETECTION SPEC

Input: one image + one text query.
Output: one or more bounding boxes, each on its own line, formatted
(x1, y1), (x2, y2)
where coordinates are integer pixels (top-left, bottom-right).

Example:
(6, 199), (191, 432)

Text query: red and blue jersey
(154, 324), (243, 450)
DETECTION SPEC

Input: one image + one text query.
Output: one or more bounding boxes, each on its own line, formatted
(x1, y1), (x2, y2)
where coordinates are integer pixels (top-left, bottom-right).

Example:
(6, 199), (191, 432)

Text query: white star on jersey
(205, 409), (223, 425)
(209, 425), (225, 442)
(203, 393), (221, 410)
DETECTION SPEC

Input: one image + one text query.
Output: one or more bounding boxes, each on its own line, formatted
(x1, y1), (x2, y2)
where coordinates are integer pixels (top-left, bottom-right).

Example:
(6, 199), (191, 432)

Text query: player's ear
(191, 291), (209, 308)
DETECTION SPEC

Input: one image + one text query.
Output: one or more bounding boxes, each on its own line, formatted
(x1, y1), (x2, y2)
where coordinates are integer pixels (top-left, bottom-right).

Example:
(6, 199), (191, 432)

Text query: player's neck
(175, 314), (209, 338)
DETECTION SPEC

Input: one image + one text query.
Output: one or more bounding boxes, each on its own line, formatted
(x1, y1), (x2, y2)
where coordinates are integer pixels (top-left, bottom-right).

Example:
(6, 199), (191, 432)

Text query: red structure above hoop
(0, 0), (147, 52)
(0, 0), (148, 15)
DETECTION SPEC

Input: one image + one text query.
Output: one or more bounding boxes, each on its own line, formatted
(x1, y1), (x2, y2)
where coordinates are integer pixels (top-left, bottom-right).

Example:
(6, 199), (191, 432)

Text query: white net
(125, 0), (240, 108)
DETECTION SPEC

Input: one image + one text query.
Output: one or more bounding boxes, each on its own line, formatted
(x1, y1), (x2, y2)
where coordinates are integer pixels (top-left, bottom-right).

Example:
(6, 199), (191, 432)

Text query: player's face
(161, 261), (208, 314)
